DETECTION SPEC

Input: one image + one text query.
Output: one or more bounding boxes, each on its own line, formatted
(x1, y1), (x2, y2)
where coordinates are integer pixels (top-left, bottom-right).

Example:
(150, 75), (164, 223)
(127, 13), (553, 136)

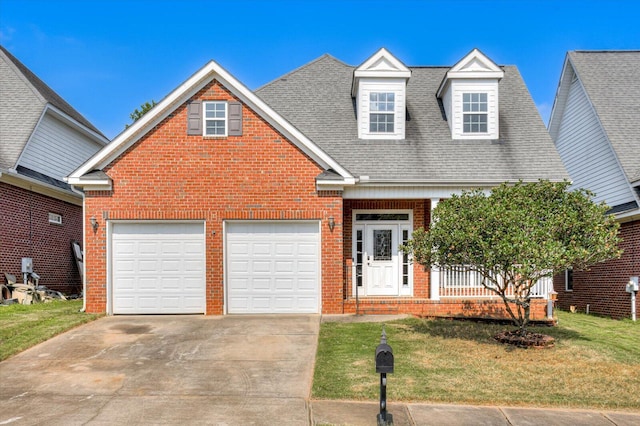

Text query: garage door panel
(226, 221), (319, 314)
(275, 261), (294, 273)
(112, 222), (205, 314)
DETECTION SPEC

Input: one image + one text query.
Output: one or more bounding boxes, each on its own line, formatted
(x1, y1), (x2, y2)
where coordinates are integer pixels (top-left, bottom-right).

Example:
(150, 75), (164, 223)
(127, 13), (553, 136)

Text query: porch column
(430, 198), (440, 300)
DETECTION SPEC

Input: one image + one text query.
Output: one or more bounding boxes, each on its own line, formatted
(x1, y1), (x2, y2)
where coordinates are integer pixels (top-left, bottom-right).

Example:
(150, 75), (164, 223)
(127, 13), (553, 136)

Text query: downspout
(70, 184), (87, 313)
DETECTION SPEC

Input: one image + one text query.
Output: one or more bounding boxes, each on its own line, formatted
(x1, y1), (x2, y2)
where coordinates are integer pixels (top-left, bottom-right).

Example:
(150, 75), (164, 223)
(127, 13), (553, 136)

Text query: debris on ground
(2, 273), (69, 306)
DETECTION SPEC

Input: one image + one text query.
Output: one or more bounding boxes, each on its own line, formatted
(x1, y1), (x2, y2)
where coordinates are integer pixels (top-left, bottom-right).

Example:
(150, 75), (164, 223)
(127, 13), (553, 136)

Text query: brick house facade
(554, 220), (640, 319)
(0, 182), (83, 294)
(0, 46), (108, 294)
(69, 49), (565, 319)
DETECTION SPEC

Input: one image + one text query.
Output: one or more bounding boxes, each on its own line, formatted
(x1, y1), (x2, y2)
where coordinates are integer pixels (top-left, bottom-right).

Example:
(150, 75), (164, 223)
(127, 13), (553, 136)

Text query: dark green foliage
(401, 180), (621, 332)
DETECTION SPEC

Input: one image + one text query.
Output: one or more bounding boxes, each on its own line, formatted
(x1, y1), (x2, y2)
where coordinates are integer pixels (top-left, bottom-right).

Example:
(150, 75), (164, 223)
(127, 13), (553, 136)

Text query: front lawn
(313, 311), (640, 410)
(0, 300), (102, 361)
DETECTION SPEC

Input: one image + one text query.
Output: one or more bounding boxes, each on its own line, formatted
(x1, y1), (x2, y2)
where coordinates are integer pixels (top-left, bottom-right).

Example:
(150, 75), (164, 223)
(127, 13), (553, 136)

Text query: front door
(364, 225), (399, 296)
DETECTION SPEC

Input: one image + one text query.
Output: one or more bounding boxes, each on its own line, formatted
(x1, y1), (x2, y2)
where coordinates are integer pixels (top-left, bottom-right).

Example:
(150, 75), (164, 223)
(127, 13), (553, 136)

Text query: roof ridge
(572, 49), (640, 53)
(255, 53), (351, 92)
(0, 45), (105, 137)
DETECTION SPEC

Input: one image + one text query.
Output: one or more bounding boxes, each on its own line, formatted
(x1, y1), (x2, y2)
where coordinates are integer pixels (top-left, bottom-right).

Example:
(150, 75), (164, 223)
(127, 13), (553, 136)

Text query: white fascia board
(547, 54), (573, 139)
(0, 169), (82, 205)
(615, 208), (640, 223)
(355, 48), (411, 76)
(69, 63), (217, 180)
(436, 48), (504, 98)
(446, 70), (504, 80)
(69, 60), (352, 182)
(66, 176), (112, 190)
(449, 48), (503, 74)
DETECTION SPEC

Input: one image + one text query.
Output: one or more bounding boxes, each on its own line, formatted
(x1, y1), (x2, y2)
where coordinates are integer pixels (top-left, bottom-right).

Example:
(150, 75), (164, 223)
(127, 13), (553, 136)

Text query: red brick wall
(554, 219), (640, 319)
(83, 80), (343, 314)
(0, 182), (82, 294)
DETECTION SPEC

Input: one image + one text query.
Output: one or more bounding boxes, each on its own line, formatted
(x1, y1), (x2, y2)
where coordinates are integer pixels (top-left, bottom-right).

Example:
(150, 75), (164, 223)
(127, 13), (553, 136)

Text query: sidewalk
(310, 400), (640, 426)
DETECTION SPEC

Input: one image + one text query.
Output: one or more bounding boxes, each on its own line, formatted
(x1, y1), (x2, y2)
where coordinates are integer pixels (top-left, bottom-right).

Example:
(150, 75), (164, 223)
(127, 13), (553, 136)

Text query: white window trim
(203, 101), (228, 137)
(48, 212), (63, 225)
(369, 92), (395, 134)
(462, 92), (488, 134)
(351, 209), (413, 297)
(357, 79), (406, 140)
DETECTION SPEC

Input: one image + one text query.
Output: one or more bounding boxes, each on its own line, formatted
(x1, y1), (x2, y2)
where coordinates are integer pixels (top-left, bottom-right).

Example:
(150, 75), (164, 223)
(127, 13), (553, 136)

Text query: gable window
(369, 92), (395, 133)
(463, 93), (488, 133)
(204, 101), (227, 136)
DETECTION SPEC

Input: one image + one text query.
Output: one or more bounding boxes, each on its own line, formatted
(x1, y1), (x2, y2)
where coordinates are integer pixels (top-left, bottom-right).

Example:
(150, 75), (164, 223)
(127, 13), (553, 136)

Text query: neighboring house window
(204, 101), (227, 136)
(565, 268), (573, 291)
(369, 92), (395, 133)
(48, 212), (62, 225)
(463, 93), (488, 133)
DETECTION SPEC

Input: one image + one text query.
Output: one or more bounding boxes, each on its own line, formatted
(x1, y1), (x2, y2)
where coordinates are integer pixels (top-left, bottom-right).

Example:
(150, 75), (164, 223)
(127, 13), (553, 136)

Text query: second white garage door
(226, 221), (320, 314)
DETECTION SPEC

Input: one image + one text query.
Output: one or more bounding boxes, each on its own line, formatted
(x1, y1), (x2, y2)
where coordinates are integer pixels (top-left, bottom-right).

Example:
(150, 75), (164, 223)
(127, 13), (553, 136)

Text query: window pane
(463, 113), (488, 133)
(373, 230), (392, 261)
(356, 213), (409, 221)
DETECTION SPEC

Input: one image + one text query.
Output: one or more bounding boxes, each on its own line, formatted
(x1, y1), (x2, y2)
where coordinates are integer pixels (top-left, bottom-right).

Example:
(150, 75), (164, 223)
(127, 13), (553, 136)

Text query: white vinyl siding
(19, 112), (103, 181)
(226, 221), (320, 314)
(111, 222), (206, 314)
(554, 78), (635, 208)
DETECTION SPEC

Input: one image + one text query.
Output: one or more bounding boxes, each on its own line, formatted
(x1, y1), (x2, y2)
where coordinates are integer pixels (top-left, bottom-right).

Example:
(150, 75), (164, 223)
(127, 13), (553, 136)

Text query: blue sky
(1, 0), (638, 139)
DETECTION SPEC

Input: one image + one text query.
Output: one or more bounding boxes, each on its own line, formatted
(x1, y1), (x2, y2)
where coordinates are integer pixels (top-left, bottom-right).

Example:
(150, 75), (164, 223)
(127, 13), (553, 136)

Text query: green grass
(0, 300), (102, 361)
(313, 311), (640, 410)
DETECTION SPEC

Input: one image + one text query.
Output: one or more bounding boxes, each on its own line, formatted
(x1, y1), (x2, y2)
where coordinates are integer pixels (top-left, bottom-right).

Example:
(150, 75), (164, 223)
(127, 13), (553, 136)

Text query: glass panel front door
(365, 225), (398, 296)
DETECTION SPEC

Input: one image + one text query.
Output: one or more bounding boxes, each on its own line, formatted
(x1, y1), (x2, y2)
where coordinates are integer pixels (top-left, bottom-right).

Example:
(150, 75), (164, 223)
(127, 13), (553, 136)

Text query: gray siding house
(549, 50), (640, 319)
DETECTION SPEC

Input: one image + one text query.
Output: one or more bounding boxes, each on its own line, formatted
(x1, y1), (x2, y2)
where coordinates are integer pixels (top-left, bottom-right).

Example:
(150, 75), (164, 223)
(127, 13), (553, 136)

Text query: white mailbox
(627, 277), (639, 293)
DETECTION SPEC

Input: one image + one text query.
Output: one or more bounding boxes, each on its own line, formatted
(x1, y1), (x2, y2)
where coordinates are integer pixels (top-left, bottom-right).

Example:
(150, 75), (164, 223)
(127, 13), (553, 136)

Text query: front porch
(341, 199), (554, 321)
(342, 265), (553, 321)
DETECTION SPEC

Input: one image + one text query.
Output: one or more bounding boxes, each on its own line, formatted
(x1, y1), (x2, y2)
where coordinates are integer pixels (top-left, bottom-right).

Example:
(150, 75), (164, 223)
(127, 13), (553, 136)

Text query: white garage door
(226, 221), (320, 314)
(111, 222), (205, 314)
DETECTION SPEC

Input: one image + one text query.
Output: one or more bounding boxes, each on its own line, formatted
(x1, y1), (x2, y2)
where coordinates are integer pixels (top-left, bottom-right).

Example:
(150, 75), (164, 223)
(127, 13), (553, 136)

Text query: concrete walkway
(311, 400), (640, 425)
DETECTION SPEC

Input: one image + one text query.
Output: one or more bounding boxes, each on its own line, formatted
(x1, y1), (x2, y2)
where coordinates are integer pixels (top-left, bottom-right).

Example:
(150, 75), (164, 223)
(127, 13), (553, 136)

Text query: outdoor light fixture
(90, 216), (99, 232)
(328, 217), (335, 232)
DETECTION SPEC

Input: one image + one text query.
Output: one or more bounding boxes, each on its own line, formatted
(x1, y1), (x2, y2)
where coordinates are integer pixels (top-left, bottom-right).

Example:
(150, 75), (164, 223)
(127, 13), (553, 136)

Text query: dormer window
(370, 92), (395, 133)
(463, 93), (488, 133)
(352, 48), (411, 140)
(437, 49), (504, 140)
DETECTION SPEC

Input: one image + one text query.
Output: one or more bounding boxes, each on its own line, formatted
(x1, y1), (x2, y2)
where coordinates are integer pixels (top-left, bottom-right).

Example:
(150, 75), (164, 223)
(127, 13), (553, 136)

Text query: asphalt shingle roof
(568, 51), (640, 184)
(256, 54), (568, 183)
(0, 45), (105, 171)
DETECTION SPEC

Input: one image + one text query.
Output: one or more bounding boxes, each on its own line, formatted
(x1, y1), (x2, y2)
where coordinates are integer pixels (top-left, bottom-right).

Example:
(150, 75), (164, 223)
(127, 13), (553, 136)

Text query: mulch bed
(494, 330), (555, 348)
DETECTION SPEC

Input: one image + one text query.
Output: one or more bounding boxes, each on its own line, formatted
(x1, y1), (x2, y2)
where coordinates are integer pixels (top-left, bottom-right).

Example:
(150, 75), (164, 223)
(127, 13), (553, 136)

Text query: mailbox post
(375, 326), (394, 426)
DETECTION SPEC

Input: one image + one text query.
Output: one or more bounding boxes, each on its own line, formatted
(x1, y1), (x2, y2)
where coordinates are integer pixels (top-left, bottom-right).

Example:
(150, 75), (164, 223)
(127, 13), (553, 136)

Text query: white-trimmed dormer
(352, 48), (411, 140)
(437, 49), (504, 140)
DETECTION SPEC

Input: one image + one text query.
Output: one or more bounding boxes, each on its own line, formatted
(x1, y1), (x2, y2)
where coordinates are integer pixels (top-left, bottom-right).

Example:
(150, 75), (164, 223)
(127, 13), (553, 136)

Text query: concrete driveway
(0, 315), (319, 425)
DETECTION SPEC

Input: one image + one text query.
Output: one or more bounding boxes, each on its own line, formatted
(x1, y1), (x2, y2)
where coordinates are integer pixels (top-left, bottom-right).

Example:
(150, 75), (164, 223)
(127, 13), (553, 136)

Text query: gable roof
(0, 45), (107, 171)
(257, 53), (567, 184)
(562, 51), (640, 185)
(68, 59), (353, 186)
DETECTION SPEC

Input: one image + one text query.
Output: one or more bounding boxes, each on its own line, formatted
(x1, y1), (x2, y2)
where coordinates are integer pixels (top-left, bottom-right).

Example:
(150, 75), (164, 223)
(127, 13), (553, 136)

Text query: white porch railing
(437, 266), (554, 299)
